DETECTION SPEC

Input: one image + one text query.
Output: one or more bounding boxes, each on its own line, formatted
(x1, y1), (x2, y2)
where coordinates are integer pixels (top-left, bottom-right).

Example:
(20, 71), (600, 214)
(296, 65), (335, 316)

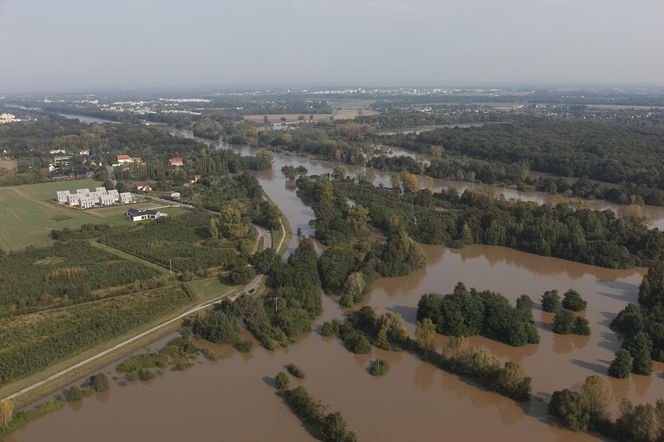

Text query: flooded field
(16, 116), (662, 442)
(11, 242), (655, 442)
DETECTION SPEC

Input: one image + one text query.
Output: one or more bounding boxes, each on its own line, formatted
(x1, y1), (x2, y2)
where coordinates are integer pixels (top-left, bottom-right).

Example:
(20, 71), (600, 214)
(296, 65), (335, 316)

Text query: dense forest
(381, 119), (664, 190)
(297, 176), (664, 269)
(196, 240), (323, 350)
(416, 283), (539, 346)
(610, 261), (664, 372)
(291, 174), (425, 305)
(549, 374), (664, 441)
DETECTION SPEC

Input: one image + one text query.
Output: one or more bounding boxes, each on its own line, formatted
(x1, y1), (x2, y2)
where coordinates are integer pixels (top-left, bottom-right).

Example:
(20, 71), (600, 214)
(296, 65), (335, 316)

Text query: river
(11, 115), (662, 441)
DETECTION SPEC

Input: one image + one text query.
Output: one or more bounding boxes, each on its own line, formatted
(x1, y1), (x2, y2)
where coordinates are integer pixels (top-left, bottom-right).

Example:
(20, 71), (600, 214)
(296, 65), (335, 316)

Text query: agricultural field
(0, 180), (181, 250)
(0, 284), (192, 386)
(101, 210), (256, 273)
(0, 240), (164, 314)
(329, 98), (380, 120)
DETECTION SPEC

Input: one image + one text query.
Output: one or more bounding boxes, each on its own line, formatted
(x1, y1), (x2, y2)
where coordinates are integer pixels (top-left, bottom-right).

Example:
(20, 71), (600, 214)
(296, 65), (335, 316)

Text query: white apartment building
(79, 196), (96, 209)
(67, 194), (80, 205)
(76, 188), (90, 196)
(119, 192), (133, 204)
(88, 192), (101, 204)
(100, 194), (115, 206)
(107, 189), (119, 202)
(56, 190), (71, 203)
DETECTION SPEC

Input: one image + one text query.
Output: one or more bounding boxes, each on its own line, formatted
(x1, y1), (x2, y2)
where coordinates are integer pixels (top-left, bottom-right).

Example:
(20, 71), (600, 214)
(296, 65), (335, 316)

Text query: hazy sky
(1, 0), (663, 92)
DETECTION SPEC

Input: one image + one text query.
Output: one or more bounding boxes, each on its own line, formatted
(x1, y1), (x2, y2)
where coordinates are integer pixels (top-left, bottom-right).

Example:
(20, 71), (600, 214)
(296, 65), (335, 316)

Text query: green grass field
(185, 276), (235, 301)
(0, 180), (184, 250)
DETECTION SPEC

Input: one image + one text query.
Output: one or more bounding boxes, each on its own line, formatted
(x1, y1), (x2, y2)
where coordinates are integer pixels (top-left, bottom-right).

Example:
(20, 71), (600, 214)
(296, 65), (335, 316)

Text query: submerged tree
(609, 349), (633, 378)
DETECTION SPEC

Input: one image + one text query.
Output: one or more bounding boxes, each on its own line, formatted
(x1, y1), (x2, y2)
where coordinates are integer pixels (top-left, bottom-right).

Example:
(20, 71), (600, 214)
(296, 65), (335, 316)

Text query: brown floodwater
(6, 294), (601, 442)
(12, 241), (654, 442)
(16, 119), (663, 442)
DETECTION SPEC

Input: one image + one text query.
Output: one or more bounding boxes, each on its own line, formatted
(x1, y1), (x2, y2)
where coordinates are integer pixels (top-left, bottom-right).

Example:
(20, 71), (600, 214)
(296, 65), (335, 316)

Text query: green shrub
(608, 349), (633, 378)
(553, 309), (574, 334)
(548, 389), (592, 432)
(541, 290), (561, 312)
(200, 347), (218, 361)
(369, 359), (389, 376)
(274, 372), (290, 390)
(89, 373), (110, 393)
(343, 332), (371, 354)
(572, 317), (591, 336)
(562, 290), (587, 311)
(286, 363), (305, 379)
(234, 340), (252, 352)
(339, 293), (353, 308)
(65, 386), (83, 402)
(138, 369), (156, 382)
(320, 321), (336, 337)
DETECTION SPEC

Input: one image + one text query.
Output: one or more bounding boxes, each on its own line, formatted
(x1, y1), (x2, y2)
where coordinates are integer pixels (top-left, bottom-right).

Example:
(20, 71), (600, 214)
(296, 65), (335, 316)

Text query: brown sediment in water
(12, 220), (645, 442)
(9, 128), (664, 442)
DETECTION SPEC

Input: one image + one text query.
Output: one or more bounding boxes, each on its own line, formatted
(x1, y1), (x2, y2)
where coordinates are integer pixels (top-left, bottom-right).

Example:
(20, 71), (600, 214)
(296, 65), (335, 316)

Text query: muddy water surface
(16, 118), (664, 442)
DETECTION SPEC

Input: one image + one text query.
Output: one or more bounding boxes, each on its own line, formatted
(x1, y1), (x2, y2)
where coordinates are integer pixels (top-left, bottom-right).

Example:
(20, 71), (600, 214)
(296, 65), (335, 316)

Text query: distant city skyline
(1, 0), (663, 92)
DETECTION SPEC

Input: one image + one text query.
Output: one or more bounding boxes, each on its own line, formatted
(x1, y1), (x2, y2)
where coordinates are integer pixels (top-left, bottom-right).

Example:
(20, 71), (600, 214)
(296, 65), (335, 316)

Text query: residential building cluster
(0, 113), (23, 123)
(56, 187), (133, 209)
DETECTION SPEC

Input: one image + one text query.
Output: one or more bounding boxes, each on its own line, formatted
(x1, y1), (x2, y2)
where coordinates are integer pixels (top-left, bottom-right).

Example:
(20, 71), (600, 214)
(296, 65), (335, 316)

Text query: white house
(67, 194), (80, 205)
(56, 190), (71, 203)
(119, 192), (133, 204)
(79, 196), (95, 209)
(107, 189), (119, 202)
(127, 209), (161, 221)
(100, 194), (115, 206)
(53, 155), (71, 165)
(95, 187), (107, 194)
(134, 182), (152, 192)
(76, 188), (90, 196)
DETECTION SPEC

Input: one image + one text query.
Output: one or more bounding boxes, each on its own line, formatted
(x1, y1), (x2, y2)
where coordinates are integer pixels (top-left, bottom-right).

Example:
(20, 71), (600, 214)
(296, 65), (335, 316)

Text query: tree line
(322, 178), (664, 269)
(416, 282), (539, 347)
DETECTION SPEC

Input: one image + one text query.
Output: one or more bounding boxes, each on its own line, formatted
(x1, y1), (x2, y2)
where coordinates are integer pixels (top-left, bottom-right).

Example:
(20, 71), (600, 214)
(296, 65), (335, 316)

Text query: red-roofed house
(134, 182), (152, 192)
(116, 154), (133, 164)
(169, 157), (184, 167)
